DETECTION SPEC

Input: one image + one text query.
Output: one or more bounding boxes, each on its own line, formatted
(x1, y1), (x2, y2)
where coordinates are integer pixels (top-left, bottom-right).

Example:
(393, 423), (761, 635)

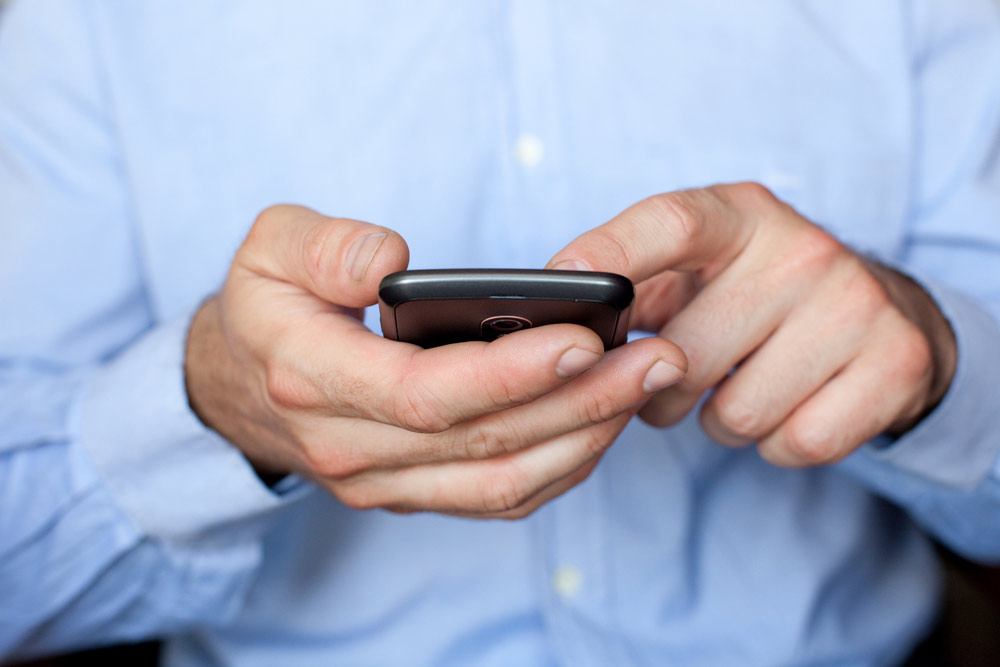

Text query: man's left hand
(547, 183), (957, 467)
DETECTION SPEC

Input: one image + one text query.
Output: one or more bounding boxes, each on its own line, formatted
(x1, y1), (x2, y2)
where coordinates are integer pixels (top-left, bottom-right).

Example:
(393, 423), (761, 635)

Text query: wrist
(868, 262), (958, 429)
(184, 297), (293, 479)
(184, 296), (228, 434)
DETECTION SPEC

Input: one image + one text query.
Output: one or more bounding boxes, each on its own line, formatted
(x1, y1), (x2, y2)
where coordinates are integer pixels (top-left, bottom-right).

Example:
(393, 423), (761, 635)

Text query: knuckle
(392, 380), (453, 433)
(302, 222), (336, 288)
(890, 325), (934, 384)
(243, 205), (296, 256)
(845, 265), (892, 322)
(720, 181), (779, 208)
(299, 440), (368, 480)
(479, 362), (524, 408)
(247, 205), (286, 239)
(264, 359), (316, 411)
(649, 191), (706, 254)
(588, 227), (634, 275)
(481, 468), (528, 513)
(782, 417), (837, 466)
(580, 423), (614, 458)
(578, 390), (620, 426)
(799, 224), (843, 263)
(461, 422), (515, 460)
(255, 203), (294, 225)
(781, 225), (843, 280)
(713, 395), (763, 440)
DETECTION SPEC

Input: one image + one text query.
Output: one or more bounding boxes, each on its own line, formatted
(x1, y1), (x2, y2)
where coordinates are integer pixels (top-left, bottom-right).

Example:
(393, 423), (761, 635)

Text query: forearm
(0, 317), (309, 660)
(1, 444), (261, 660)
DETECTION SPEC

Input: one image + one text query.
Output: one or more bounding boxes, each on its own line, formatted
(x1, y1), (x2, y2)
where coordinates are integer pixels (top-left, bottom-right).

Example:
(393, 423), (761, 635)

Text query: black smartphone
(378, 269), (634, 349)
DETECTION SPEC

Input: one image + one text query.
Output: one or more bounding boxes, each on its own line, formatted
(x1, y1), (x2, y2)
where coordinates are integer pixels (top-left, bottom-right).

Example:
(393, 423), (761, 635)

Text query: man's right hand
(184, 205), (687, 518)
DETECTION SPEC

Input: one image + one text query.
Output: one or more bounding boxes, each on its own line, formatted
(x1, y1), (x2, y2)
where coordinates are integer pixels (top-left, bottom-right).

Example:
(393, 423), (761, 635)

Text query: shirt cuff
(861, 274), (1000, 489)
(74, 312), (308, 542)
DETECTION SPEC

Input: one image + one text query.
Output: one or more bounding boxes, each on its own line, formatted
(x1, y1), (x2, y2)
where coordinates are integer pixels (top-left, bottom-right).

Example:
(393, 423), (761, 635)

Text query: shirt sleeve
(0, 1), (309, 659)
(838, 0), (1000, 563)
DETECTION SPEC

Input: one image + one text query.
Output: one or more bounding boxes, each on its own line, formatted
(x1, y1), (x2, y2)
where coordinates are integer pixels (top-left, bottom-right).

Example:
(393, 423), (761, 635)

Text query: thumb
(236, 204), (409, 308)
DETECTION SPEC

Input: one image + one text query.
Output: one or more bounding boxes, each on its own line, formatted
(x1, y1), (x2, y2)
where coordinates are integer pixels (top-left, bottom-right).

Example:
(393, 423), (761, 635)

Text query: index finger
(546, 182), (770, 283)
(276, 314), (626, 433)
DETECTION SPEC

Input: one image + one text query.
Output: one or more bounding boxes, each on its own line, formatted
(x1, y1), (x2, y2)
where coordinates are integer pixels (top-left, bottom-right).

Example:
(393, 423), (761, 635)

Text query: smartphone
(378, 269), (634, 349)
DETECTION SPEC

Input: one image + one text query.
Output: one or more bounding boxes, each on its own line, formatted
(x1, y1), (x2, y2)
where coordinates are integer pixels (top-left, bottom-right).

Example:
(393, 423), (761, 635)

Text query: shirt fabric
(2, 1), (1000, 665)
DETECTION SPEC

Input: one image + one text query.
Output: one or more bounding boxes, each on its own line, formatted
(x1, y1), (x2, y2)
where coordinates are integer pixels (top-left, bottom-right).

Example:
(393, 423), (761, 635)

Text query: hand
(185, 205), (687, 518)
(547, 183), (957, 467)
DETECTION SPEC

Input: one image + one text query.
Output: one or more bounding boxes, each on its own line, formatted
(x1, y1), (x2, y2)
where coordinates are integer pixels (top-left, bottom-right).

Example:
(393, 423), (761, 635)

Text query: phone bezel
(378, 269), (635, 349)
(378, 269), (634, 308)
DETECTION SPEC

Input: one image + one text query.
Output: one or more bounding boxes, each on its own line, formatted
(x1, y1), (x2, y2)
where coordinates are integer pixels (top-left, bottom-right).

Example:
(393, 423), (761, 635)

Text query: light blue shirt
(3, 2), (1000, 665)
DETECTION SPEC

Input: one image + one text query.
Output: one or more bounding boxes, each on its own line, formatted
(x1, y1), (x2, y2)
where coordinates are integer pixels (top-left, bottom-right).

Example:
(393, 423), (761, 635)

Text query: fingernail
(347, 232), (387, 281)
(642, 360), (684, 393)
(550, 259), (592, 272)
(556, 347), (602, 378)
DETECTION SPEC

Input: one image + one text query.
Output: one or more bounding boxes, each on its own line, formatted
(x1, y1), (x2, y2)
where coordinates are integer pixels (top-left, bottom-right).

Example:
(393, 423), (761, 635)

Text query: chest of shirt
(97, 1), (912, 320)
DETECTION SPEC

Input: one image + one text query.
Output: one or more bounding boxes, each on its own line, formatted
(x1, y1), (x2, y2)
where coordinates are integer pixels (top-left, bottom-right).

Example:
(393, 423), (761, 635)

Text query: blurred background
(1, 1), (998, 666)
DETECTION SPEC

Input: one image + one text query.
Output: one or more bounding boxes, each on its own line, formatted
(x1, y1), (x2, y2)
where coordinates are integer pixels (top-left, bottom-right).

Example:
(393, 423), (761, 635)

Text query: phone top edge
(378, 269), (635, 309)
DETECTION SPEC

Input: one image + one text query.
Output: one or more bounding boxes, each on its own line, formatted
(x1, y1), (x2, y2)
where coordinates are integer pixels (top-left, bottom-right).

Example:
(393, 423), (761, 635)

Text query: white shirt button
(551, 565), (583, 599)
(514, 134), (545, 168)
